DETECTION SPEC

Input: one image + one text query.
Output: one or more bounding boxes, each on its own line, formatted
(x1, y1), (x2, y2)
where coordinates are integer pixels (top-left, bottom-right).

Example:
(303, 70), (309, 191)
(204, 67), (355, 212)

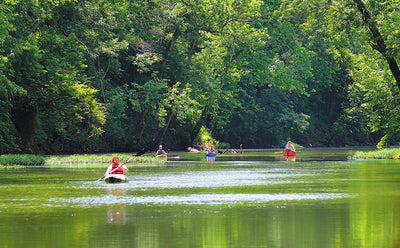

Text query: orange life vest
(111, 164), (124, 174)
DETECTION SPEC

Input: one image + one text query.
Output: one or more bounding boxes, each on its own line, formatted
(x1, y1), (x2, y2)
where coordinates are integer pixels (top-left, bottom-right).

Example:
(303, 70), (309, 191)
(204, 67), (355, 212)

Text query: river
(0, 149), (399, 248)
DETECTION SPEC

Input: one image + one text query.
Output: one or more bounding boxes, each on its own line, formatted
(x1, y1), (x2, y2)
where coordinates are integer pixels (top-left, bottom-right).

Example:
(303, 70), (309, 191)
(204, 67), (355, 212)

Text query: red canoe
(283, 150), (296, 156)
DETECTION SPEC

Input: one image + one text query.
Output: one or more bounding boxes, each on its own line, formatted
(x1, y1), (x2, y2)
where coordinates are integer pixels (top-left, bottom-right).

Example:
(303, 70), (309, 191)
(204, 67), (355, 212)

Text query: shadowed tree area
(1, 0), (399, 154)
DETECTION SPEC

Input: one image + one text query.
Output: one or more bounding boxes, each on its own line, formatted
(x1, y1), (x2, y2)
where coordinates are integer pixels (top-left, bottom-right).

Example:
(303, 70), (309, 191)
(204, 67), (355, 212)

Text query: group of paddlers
(103, 141), (295, 178)
(188, 145), (242, 154)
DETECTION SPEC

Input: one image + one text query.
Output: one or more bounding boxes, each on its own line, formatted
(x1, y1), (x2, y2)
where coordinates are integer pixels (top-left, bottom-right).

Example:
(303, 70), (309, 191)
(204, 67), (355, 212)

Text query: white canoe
(104, 174), (128, 183)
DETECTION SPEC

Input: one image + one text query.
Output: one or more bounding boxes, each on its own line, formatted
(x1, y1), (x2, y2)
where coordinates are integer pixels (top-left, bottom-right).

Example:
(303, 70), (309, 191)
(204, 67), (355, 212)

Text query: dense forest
(1, 0), (400, 154)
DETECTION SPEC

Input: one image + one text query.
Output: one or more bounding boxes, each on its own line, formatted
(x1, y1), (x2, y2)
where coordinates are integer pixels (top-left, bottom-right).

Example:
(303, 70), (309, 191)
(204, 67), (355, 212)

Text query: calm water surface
(0, 149), (399, 248)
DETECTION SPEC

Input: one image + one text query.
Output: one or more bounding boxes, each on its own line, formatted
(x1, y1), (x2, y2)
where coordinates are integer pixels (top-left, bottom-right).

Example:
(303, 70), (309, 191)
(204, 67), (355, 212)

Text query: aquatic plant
(0, 154), (46, 166)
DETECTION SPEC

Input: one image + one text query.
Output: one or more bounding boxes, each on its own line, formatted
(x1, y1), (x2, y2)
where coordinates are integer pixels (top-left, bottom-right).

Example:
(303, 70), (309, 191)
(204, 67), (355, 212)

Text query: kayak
(283, 150), (296, 156)
(104, 174), (128, 183)
(205, 152), (217, 157)
(156, 154), (167, 161)
(205, 152), (217, 161)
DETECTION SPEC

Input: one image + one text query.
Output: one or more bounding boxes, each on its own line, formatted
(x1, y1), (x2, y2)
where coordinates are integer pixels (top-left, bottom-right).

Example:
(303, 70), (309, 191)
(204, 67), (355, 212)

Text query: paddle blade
(135, 148), (147, 157)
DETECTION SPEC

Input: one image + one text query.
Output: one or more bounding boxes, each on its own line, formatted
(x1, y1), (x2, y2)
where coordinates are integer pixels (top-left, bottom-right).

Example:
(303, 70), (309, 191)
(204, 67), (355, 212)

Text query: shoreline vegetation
(0, 153), (162, 168)
(2, 147), (400, 167)
(0, 154), (46, 166)
(46, 153), (158, 164)
(350, 148), (400, 160)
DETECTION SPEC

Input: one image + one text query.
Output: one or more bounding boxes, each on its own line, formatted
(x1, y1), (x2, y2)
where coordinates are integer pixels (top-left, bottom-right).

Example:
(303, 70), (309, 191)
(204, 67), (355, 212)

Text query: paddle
(95, 149), (146, 182)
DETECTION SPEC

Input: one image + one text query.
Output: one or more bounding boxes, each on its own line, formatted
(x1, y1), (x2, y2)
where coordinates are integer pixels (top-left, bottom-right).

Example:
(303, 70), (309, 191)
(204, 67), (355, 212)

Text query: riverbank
(0, 152), (162, 167)
(46, 153), (159, 164)
(0, 154), (45, 166)
(350, 148), (400, 159)
(2, 147), (400, 167)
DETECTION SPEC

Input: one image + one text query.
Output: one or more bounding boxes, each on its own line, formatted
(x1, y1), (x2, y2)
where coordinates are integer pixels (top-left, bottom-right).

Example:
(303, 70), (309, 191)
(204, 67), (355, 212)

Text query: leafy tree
(349, 0), (400, 147)
(0, 1), (24, 153)
(4, 0), (106, 153)
(279, 0), (398, 147)
(2, 0), (399, 153)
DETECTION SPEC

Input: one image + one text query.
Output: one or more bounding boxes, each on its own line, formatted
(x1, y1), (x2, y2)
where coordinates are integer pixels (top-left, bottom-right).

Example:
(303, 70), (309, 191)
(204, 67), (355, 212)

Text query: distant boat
(205, 152), (217, 161)
(104, 174), (128, 183)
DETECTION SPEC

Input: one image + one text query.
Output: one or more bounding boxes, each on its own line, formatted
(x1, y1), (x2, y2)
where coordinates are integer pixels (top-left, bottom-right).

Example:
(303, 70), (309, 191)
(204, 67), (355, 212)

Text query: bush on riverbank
(351, 148), (400, 159)
(46, 153), (159, 165)
(0, 154), (46, 166)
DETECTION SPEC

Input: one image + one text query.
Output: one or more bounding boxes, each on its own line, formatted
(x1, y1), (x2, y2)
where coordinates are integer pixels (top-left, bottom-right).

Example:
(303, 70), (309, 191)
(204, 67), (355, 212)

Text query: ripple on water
(54, 168), (353, 207)
(84, 169), (312, 190)
(48, 193), (354, 207)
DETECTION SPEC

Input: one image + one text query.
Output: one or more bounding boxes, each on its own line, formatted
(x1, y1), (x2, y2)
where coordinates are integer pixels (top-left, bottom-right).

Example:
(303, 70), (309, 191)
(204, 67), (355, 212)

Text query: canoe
(283, 150), (296, 156)
(156, 154), (167, 161)
(205, 152), (217, 161)
(205, 152), (217, 157)
(104, 174), (128, 183)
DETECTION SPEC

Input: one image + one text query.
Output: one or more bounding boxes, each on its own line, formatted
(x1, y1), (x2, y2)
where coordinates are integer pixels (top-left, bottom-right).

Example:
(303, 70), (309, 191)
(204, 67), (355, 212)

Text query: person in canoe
(187, 147), (200, 153)
(155, 145), (168, 161)
(283, 141), (296, 156)
(206, 145), (215, 153)
(205, 145), (217, 161)
(156, 145), (167, 156)
(105, 156), (129, 176)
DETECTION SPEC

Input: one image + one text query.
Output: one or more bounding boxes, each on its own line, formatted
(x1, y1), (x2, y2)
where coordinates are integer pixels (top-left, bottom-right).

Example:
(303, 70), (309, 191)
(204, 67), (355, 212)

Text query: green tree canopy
(2, 0), (398, 154)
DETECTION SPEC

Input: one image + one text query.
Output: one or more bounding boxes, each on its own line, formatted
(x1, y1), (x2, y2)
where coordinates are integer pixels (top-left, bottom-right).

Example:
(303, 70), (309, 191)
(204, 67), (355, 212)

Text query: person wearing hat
(206, 144), (215, 153)
(155, 145), (167, 156)
(284, 141), (295, 152)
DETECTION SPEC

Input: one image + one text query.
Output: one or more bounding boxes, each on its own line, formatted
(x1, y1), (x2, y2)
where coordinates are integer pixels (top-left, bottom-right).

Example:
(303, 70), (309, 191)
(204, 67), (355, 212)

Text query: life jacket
(285, 144), (294, 151)
(111, 164), (124, 174)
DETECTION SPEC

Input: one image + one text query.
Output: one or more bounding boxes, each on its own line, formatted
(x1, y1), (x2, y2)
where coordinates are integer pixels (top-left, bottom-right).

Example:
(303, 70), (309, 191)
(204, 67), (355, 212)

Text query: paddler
(105, 156), (129, 175)
(284, 141), (295, 152)
(155, 145), (167, 156)
(206, 145), (215, 153)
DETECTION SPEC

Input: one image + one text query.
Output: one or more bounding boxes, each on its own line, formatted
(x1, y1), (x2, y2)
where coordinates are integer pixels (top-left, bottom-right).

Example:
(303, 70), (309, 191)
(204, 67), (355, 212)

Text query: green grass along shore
(0, 153), (162, 167)
(350, 148), (400, 159)
(1, 148), (400, 167)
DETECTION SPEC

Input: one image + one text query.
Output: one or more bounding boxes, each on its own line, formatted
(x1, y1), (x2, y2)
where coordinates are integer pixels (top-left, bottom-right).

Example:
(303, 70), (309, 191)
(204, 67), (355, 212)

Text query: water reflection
(50, 192), (353, 207)
(106, 188), (127, 225)
(283, 154), (296, 161)
(0, 150), (399, 248)
(48, 164), (355, 207)
(206, 156), (216, 162)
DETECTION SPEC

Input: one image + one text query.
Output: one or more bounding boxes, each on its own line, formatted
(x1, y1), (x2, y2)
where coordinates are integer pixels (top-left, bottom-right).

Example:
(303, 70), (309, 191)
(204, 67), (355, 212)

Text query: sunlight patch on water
(86, 170), (311, 189)
(48, 193), (353, 207)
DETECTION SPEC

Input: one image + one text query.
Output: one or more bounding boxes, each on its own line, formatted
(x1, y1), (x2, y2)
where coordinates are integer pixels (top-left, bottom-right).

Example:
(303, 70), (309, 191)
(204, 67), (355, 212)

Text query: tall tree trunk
(151, 110), (175, 148)
(138, 108), (149, 138)
(162, 26), (181, 65)
(353, 0), (400, 90)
